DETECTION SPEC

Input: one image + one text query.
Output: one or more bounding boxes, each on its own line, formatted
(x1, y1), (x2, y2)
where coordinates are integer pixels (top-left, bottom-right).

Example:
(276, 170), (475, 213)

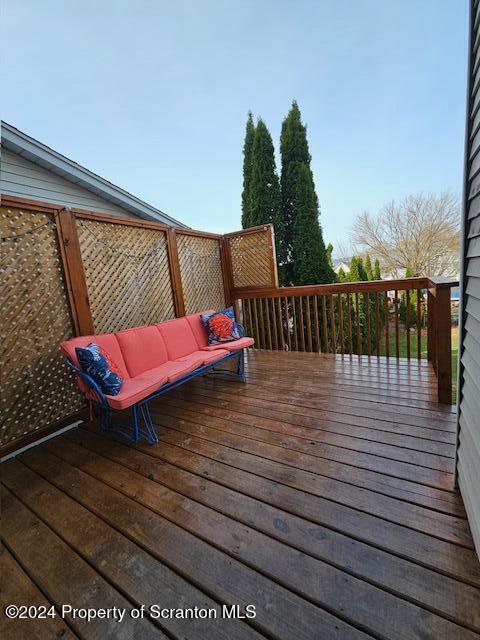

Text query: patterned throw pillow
(201, 307), (242, 345)
(75, 343), (123, 396)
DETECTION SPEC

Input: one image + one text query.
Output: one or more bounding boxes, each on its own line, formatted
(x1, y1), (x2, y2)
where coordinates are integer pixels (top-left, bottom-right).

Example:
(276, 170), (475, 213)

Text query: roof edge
(1, 121), (188, 227)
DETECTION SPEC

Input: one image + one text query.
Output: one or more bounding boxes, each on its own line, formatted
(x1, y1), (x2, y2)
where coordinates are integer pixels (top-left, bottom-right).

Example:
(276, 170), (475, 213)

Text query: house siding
(1, 148), (132, 216)
(458, 0), (480, 557)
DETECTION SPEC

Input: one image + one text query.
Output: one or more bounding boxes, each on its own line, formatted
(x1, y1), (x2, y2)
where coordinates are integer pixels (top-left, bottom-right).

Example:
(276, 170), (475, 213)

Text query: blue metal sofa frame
(66, 348), (245, 445)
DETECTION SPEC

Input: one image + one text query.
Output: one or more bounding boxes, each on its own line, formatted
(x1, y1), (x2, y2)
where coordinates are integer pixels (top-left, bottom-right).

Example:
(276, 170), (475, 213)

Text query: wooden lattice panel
(228, 229), (274, 288)
(77, 219), (175, 333)
(177, 234), (225, 314)
(0, 206), (83, 447)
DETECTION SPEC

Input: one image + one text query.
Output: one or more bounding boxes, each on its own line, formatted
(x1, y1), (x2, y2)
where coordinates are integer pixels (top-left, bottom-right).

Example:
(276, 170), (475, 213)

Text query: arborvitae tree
(248, 119), (286, 266)
(280, 100), (334, 285)
(349, 256), (368, 281)
(326, 243), (334, 269)
(241, 112), (256, 229)
(371, 258), (386, 334)
(337, 267), (347, 281)
(399, 267), (417, 328)
(290, 164), (332, 285)
(347, 256), (378, 353)
(357, 257), (368, 281)
(341, 255), (384, 354)
(365, 254), (374, 280)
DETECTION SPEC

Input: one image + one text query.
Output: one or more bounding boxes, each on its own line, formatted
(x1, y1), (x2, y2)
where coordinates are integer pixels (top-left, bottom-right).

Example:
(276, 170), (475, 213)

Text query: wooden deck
(2, 350), (480, 640)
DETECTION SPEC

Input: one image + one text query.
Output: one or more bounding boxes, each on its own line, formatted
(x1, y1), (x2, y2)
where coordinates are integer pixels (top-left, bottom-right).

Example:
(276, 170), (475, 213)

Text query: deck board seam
(20, 446), (377, 640)
(200, 375), (456, 416)
(1, 481), (178, 639)
(2, 464), (272, 640)
(179, 388), (458, 441)
(138, 422), (475, 554)
(193, 377), (457, 424)
(150, 411), (457, 494)
(44, 435), (480, 636)
(0, 532), (83, 640)
(166, 393), (458, 458)
(163, 396), (457, 462)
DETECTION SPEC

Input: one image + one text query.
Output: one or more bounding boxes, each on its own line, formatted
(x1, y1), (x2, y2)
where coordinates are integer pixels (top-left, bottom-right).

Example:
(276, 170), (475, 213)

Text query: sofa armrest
(65, 358), (109, 408)
(236, 322), (246, 337)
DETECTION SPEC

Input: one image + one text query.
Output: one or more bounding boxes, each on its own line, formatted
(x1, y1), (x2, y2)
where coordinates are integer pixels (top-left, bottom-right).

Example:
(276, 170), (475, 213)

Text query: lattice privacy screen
(0, 206), (83, 447)
(77, 218), (176, 332)
(176, 234), (225, 314)
(227, 228), (276, 288)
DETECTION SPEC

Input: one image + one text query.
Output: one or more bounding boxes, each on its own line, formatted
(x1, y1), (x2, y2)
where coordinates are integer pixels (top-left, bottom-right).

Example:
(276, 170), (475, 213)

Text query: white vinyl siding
(1, 148), (131, 216)
(458, 0), (480, 557)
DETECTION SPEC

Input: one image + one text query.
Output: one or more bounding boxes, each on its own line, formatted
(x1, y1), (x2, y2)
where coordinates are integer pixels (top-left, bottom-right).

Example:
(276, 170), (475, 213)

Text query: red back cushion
(60, 333), (129, 380)
(115, 326), (169, 377)
(157, 317), (199, 359)
(186, 311), (213, 348)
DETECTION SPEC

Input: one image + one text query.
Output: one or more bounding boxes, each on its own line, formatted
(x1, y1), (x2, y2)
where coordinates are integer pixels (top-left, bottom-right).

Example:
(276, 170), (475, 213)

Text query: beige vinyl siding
(0, 148), (131, 216)
(458, 0), (480, 557)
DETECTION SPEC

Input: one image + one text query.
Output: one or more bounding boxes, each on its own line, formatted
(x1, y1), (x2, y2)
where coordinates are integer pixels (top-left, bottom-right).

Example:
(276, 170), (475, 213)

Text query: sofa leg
(100, 406), (112, 432)
(131, 405), (140, 443)
(97, 403), (147, 444)
(237, 349), (246, 382)
(139, 403), (158, 444)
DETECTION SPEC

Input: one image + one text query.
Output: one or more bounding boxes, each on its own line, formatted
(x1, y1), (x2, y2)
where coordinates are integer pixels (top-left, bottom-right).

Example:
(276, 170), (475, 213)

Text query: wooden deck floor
(2, 350), (480, 640)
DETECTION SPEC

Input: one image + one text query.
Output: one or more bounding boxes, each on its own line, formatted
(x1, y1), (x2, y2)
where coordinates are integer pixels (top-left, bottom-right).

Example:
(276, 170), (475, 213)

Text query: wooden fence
(233, 277), (458, 404)
(0, 197), (277, 453)
(222, 225), (278, 294)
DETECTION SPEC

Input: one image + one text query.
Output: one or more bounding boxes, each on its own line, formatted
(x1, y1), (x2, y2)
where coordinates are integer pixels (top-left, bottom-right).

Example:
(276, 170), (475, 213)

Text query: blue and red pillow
(75, 343), (123, 395)
(201, 307), (243, 345)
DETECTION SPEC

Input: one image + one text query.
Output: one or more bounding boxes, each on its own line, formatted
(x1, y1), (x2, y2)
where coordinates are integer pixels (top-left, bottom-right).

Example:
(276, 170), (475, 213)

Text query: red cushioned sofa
(61, 310), (254, 444)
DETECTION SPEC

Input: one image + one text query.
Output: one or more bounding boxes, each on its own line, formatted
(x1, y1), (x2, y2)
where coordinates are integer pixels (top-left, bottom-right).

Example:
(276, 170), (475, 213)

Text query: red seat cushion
(115, 326), (169, 377)
(105, 357), (206, 410)
(157, 318), (199, 359)
(146, 358), (204, 383)
(105, 371), (168, 410)
(202, 337), (254, 351)
(186, 311), (213, 348)
(177, 349), (229, 366)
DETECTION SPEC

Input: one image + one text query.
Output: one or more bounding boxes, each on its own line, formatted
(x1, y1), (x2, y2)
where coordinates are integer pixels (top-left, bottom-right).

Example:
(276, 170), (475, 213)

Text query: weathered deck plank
(1, 351), (479, 639)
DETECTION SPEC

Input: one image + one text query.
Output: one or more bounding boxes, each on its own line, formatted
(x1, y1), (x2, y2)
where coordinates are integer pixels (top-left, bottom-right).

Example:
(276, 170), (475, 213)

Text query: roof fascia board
(1, 122), (187, 227)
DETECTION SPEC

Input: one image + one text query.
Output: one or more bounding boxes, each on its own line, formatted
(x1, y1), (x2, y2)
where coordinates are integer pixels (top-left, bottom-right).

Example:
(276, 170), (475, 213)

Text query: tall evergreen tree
(349, 256), (368, 281)
(249, 119), (286, 266)
(326, 243), (334, 269)
(357, 257), (368, 281)
(280, 100), (333, 285)
(291, 164), (331, 284)
(365, 254), (374, 280)
(399, 267), (418, 328)
(241, 112), (255, 228)
(374, 258), (381, 280)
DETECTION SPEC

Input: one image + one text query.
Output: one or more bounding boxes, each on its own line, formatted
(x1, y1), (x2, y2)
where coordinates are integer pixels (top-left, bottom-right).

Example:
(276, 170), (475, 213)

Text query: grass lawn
(379, 326), (459, 402)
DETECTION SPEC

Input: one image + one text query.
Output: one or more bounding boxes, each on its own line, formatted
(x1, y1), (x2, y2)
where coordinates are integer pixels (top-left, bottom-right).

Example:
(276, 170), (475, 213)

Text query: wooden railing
(232, 277), (458, 404)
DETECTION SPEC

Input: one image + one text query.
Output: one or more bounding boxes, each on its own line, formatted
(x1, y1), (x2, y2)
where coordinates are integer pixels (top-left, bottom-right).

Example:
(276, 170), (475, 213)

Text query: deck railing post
(166, 228), (185, 317)
(55, 208), (95, 335)
(219, 236), (234, 307)
(435, 285), (453, 405)
(427, 288), (437, 370)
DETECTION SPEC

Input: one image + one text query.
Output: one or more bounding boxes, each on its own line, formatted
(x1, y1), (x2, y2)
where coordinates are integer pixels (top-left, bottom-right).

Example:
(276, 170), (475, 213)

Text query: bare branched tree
(333, 240), (355, 265)
(350, 192), (460, 277)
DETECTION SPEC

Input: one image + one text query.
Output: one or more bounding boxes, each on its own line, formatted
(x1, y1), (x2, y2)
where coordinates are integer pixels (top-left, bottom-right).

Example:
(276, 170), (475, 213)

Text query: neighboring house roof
(0, 121), (187, 227)
(333, 261), (349, 273)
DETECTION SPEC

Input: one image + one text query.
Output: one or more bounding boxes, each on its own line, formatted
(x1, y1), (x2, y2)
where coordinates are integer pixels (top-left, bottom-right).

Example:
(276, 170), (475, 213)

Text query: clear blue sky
(2, 1), (468, 249)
